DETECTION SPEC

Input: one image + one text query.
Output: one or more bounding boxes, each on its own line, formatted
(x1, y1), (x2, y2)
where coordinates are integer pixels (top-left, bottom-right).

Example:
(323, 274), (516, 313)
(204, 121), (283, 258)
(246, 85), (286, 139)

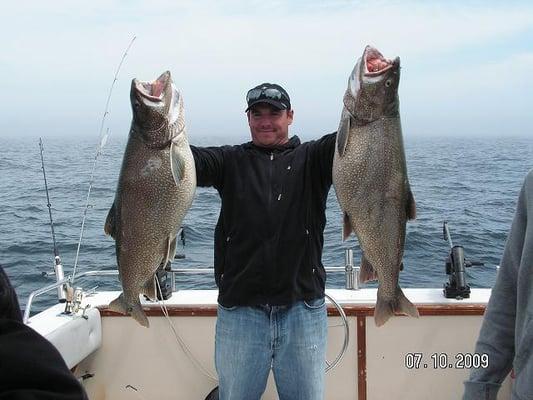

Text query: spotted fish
(332, 46), (419, 326)
(104, 71), (196, 327)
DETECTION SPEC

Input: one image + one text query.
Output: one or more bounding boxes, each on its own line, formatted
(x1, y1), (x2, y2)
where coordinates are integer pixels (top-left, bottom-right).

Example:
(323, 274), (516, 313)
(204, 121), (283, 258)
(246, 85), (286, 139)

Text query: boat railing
(23, 276), (72, 324)
(24, 249), (360, 324)
(23, 266), (352, 372)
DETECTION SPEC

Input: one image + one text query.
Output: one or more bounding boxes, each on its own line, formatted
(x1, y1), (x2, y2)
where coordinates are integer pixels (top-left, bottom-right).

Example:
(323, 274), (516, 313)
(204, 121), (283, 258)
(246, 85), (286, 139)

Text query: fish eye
(385, 79), (393, 87)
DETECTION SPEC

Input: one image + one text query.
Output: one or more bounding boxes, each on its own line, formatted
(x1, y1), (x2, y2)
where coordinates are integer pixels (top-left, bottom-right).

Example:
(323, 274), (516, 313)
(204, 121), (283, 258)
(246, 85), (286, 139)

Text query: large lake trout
(105, 71), (196, 327)
(332, 46), (418, 326)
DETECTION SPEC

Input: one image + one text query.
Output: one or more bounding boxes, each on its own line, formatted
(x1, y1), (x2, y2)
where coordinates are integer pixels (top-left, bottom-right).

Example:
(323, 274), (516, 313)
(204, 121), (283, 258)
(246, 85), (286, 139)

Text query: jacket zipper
(268, 152), (274, 208)
(264, 151), (275, 298)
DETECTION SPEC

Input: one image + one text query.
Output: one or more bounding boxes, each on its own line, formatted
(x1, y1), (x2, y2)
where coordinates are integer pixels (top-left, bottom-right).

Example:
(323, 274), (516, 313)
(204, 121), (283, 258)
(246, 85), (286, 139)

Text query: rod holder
(53, 256), (67, 302)
(344, 249), (359, 290)
(443, 221), (484, 299)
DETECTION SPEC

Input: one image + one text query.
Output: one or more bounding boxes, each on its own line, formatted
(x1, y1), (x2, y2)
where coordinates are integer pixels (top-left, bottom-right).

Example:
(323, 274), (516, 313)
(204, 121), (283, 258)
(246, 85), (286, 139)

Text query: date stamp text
(404, 352), (489, 370)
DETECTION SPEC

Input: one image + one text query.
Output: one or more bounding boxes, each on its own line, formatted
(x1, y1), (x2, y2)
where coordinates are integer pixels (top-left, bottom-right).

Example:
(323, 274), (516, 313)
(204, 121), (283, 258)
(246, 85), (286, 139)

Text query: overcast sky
(1, 0), (532, 142)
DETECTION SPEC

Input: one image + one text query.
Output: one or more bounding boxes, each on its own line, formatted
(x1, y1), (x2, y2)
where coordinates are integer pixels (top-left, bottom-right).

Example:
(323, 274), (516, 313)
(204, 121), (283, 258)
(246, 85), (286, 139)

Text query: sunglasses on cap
(246, 87), (290, 103)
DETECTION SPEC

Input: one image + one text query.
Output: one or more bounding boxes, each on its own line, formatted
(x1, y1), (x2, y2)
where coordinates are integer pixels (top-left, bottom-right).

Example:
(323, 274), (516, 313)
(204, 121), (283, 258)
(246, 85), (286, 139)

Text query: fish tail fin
(129, 302), (150, 328)
(109, 293), (150, 328)
(342, 212), (352, 241)
(374, 295), (395, 327)
(396, 288), (419, 319)
(374, 288), (419, 327)
(108, 293), (128, 314)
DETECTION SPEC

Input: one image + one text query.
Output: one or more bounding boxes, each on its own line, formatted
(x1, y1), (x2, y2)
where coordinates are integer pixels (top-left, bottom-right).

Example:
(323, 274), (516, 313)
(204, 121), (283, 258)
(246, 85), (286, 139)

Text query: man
(463, 170), (533, 400)
(0, 265), (88, 399)
(191, 83), (336, 400)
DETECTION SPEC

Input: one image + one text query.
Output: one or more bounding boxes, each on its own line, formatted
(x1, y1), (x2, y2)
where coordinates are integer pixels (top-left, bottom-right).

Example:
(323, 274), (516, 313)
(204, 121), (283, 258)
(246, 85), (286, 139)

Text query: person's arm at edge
(463, 174), (529, 400)
(309, 131), (337, 190)
(190, 145), (225, 189)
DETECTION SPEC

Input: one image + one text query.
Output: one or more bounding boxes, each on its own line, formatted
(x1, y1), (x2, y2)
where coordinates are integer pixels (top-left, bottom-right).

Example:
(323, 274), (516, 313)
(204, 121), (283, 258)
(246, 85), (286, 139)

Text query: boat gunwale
(96, 303), (486, 317)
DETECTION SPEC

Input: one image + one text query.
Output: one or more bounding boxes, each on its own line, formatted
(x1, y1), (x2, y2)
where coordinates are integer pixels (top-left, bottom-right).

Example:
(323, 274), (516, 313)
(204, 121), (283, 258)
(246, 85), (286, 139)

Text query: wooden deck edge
(98, 303), (486, 317)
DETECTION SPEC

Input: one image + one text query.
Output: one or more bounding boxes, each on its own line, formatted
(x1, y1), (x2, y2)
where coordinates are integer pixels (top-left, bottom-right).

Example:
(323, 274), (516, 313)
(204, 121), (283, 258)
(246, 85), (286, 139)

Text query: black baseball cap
(245, 83), (291, 112)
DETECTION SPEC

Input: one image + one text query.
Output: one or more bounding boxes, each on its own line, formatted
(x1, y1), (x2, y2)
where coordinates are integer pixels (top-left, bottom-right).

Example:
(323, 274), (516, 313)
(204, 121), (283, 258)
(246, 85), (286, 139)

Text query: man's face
(247, 104), (294, 147)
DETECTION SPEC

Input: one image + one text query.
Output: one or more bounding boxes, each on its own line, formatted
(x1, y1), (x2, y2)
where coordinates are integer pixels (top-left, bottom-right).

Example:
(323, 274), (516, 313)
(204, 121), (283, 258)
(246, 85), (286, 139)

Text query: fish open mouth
(135, 71), (171, 102)
(363, 46), (395, 76)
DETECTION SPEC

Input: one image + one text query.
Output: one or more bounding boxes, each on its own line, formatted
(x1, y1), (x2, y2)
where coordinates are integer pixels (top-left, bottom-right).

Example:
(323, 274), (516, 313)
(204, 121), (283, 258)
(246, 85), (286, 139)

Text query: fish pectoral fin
(407, 189), (416, 220)
(336, 112), (351, 157)
(170, 142), (186, 185)
(342, 212), (353, 241)
(104, 202), (117, 239)
(359, 255), (378, 282)
(167, 234), (178, 261)
(160, 235), (178, 268)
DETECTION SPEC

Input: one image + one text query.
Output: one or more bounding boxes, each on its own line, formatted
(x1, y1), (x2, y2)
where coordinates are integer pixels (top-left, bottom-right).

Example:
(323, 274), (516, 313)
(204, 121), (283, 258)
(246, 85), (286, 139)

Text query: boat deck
(28, 288), (512, 400)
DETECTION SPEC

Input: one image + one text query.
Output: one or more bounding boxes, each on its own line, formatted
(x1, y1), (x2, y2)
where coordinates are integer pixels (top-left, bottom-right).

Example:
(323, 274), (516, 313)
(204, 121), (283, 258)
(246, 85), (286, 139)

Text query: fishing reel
(442, 221), (484, 299)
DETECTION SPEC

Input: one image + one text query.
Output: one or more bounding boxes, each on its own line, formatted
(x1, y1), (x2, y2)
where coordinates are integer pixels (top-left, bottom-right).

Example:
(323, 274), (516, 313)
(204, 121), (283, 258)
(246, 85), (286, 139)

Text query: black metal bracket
(442, 221), (484, 299)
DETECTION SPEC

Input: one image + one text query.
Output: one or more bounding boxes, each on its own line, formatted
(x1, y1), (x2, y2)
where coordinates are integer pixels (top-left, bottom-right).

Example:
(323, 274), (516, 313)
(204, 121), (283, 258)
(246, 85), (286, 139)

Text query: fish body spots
(141, 157), (162, 177)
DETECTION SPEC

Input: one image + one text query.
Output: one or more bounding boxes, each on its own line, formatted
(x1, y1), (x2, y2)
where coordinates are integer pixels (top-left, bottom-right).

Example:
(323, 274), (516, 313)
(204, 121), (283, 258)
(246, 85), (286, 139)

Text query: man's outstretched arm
(190, 145), (226, 189)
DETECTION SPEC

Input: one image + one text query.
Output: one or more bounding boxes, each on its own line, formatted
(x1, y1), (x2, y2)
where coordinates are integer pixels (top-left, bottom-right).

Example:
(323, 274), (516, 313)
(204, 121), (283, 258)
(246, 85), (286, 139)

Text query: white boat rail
(23, 258), (359, 324)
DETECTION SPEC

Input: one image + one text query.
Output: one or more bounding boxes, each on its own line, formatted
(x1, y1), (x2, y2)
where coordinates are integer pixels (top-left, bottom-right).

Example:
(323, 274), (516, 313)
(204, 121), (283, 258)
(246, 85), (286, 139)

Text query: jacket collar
(244, 135), (301, 152)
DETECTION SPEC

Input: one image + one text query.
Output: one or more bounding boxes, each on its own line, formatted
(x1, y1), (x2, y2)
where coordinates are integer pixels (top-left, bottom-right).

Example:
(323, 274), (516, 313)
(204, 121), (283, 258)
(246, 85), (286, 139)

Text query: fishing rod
(71, 35), (136, 284)
(38, 137), (67, 301)
(39, 138), (59, 259)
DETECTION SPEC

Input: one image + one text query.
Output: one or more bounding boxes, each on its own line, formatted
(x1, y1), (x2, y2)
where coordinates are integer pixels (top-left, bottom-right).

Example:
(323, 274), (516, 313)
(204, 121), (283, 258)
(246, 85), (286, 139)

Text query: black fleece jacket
(191, 133), (336, 307)
(0, 266), (88, 400)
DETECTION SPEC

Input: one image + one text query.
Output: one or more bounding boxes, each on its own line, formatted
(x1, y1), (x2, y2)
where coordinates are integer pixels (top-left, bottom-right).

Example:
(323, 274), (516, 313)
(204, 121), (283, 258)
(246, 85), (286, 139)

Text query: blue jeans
(215, 298), (327, 400)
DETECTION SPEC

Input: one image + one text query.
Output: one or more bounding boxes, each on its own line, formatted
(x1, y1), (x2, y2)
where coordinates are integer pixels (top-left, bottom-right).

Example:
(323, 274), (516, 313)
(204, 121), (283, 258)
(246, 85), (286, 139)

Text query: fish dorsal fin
(170, 141), (185, 185)
(407, 189), (416, 220)
(104, 202), (116, 239)
(337, 111), (351, 157)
